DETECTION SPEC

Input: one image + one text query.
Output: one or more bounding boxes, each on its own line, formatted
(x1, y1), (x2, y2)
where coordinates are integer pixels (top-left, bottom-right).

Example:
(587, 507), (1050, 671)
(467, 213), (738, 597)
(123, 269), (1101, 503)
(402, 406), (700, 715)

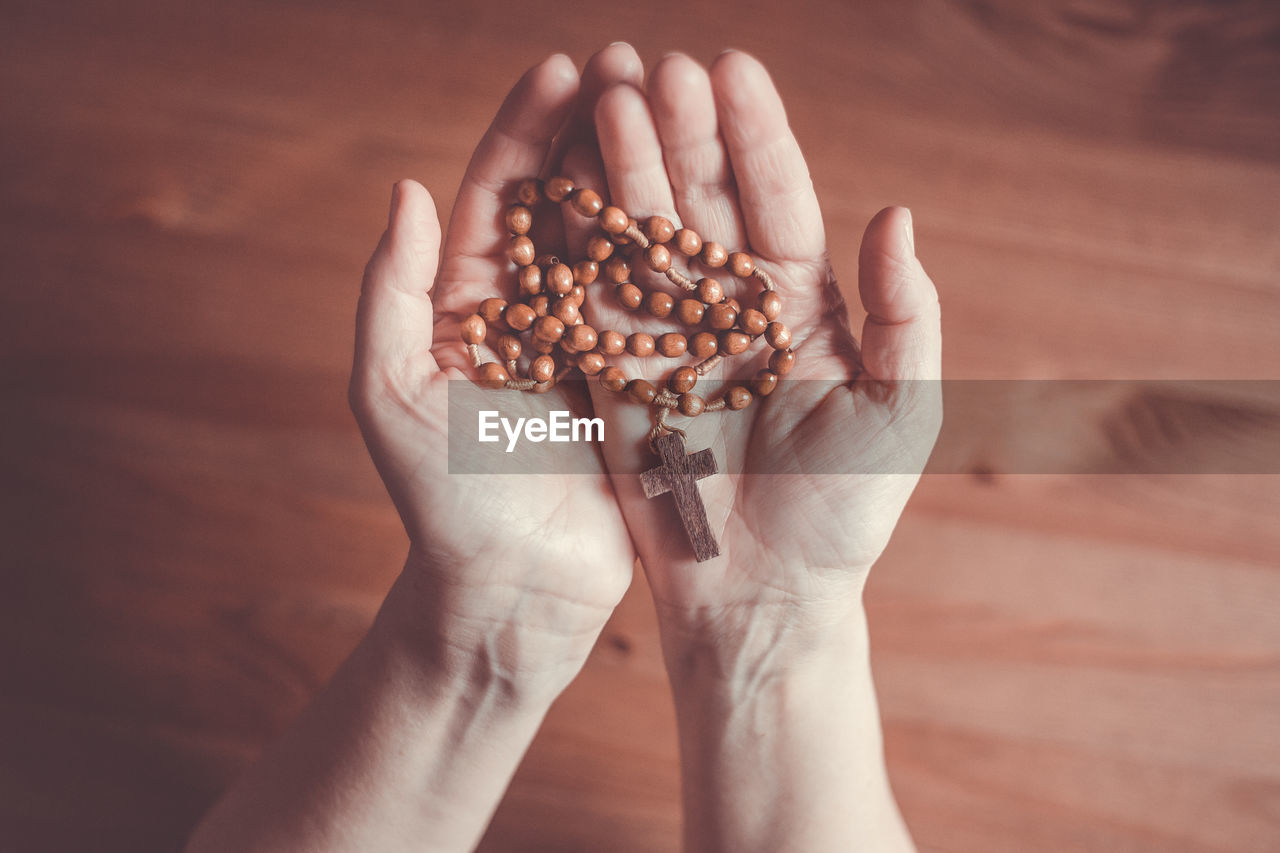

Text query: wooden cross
(640, 432), (720, 562)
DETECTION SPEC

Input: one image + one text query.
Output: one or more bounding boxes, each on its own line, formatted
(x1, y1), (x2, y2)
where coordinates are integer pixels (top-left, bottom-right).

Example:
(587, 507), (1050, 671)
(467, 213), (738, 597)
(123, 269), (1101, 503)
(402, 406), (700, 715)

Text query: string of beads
(459, 177), (795, 445)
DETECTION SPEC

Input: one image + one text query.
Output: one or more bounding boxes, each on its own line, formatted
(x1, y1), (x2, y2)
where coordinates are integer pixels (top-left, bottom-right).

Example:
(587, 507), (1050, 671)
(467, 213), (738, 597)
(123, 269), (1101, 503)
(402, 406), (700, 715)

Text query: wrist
(652, 564), (870, 701)
(373, 549), (608, 709)
(659, 601), (871, 704)
(657, 601), (914, 853)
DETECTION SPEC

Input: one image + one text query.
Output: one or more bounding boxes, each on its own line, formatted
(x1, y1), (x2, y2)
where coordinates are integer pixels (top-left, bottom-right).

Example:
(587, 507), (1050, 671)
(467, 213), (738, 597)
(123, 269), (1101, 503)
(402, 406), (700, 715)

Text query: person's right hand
(571, 51), (942, 652)
(554, 51), (934, 851)
(349, 48), (645, 694)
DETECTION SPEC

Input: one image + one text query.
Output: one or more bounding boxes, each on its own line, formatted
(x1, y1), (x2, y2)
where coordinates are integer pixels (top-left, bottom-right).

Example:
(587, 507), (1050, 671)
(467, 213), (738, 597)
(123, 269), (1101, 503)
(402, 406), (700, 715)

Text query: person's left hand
(350, 46), (647, 693)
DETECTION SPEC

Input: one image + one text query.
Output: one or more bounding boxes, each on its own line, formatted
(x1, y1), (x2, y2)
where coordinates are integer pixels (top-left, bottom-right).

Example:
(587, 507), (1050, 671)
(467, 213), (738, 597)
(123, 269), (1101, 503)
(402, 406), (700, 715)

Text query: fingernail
(718, 47), (739, 57)
(902, 207), (915, 254)
(609, 41), (631, 48)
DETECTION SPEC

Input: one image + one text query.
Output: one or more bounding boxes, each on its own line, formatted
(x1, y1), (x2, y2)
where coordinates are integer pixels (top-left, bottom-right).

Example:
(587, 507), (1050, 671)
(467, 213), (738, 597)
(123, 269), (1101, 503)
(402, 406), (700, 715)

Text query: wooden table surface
(2, 1), (1278, 850)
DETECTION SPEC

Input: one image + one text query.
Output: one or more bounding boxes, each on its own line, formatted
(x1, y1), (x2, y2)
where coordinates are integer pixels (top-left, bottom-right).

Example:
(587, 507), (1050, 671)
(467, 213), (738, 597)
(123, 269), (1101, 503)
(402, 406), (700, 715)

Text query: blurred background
(2, 1), (1278, 850)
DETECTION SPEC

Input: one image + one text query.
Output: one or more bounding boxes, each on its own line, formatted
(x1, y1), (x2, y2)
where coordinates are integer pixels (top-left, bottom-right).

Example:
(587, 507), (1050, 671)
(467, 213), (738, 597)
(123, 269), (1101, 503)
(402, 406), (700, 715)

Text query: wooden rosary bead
(497, 333), (522, 361)
(506, 204), (533, 235)
(530, 354), (556, 382)
(752, 369), (779, 397)
(725, 385), (753, 410)
(616, 282), (643, 311)
(551, 298), (579, 325)
(677, 392), (705, 417)
(645, 290), (675, 319)
(657, 333), (687, 357)
(599, 206), (629, 234)
(518, 264), (542, 296)
(626, 378), (657, 405)
(566, 284), (586, 306)
(645, 244), (672, 273)
(598, 329), (626, 355)
(627, 332), (656, 357)
(738, 307), (768, 336)
(728, 251), (755, 278)
(602, 255), (630, 284)
(571, 188), (604, 217)
(479, 297), (507, 323)
(689, 331), (718, 358)
(600, 366), (627, 392)
(547, 262), (574, 295)
(533, 315), (565, 344)
(769, 348), (796, 375)
(765, 321), (792, 350)
(516, 179), (542, 206)
(706, 303), (738, 331)
(505, 302), (535, 331)
(460, 314), (486, 344)
(723, 297), (741, 314)
(566, 323), (598, 353)
(696, 277), (723, 304)
(669, 366), (698, 394)
(509, 235), (536, 267)
(533, 253), (560, 267)
(758, 290), (783, 321)
(677, 298), (705, 325)
(479, 362), (510, 389)
(700, 241), (728, 268)
(644, 215), (676, 244)
(573, 260), (599, 285)
(586, 235), (615, 262)
(530, 294), (550, 316)
(577, 351), (606, 375)
(718, 330), (751, 356)
(546, 176), (575, 202)
(674, 227), (702, 256)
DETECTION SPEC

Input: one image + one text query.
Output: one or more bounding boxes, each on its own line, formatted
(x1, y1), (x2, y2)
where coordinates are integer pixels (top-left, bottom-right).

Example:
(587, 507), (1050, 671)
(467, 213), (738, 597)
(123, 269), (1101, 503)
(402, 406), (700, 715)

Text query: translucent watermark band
(447, 379), (1280, 475)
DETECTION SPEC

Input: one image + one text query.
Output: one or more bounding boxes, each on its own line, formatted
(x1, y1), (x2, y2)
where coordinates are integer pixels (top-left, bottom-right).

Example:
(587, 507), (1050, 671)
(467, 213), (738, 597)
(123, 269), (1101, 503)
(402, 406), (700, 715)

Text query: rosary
(459, 177), (795, 561)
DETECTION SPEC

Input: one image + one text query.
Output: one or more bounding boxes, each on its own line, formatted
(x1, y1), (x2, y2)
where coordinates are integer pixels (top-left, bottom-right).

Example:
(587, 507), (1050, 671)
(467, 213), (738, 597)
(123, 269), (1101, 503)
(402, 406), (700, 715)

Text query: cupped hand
(349, 48), (646, 687)
(564, 51), (942, 641)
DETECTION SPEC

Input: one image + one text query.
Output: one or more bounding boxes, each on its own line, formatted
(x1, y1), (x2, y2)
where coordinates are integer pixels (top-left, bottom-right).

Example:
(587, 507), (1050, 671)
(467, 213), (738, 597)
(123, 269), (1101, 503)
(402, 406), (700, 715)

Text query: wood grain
(1, 1), (1278, 851)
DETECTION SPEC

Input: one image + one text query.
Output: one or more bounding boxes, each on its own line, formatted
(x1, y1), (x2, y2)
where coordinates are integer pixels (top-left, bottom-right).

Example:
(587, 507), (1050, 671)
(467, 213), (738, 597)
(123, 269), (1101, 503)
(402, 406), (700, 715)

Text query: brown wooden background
(2, 1), (1278, 850)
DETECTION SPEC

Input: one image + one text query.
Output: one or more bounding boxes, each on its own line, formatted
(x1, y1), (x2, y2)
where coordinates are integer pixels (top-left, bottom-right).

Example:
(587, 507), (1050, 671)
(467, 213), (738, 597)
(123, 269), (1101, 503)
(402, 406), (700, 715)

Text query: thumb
(352, 179), (443, 406)
(857, 206), (942, 382)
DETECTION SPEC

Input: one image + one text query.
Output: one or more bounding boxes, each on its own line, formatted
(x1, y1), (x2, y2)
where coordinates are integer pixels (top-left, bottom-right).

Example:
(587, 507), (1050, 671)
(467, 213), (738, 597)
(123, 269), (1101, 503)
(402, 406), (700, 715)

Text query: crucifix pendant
(640, 432), (720, 562)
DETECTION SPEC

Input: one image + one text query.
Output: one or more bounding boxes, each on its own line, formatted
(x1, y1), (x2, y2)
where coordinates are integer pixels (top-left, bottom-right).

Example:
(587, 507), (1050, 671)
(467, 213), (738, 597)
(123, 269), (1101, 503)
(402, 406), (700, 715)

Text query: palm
(361, 367), (630, 609)
(709, 344), (937, 609)
(427, 228), (628, 595)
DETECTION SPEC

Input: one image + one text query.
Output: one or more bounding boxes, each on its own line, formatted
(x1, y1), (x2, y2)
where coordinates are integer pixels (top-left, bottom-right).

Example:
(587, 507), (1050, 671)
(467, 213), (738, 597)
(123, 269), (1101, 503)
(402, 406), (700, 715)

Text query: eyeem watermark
(478, 410), (605, 453)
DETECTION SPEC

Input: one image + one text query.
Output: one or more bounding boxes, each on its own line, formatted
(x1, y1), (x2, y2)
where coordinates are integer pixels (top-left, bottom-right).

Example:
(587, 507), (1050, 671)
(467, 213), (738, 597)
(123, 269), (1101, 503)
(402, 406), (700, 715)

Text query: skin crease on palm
(354, 43), (942, 669)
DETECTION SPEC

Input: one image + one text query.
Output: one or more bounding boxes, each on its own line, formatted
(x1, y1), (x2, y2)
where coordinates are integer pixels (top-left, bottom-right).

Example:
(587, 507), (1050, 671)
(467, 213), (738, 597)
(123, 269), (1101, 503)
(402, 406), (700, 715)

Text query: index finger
(709, 51), (826, 265)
